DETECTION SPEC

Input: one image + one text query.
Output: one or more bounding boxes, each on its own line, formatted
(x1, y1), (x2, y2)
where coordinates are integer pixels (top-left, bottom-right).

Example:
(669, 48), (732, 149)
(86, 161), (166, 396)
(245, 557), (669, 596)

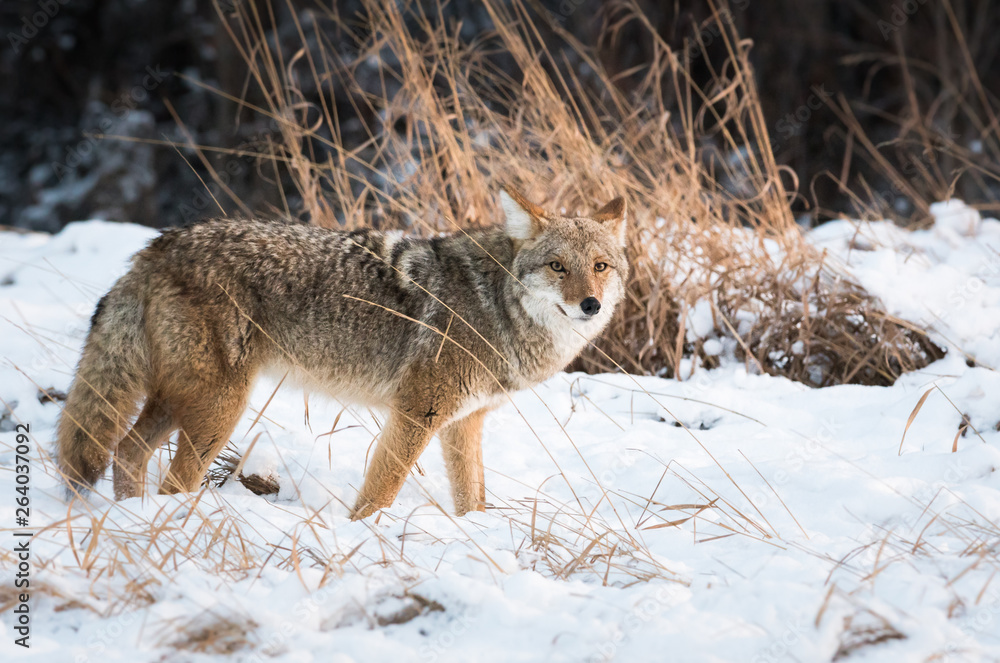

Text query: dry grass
(819, 0), (1000, 225)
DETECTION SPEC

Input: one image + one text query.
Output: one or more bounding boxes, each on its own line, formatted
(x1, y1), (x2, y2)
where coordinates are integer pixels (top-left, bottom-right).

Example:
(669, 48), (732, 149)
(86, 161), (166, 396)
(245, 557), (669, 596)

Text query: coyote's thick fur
(57, 187), (628, 518)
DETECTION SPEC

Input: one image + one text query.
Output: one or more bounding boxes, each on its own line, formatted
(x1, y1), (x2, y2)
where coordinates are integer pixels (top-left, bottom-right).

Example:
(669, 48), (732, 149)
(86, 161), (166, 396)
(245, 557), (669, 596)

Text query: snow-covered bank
(811, 200), (1000, 368)
(2, 207), (1000, 662)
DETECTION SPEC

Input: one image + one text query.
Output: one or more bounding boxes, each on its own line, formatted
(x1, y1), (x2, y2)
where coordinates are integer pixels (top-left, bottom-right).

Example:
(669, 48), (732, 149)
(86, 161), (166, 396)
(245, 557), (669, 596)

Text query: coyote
(57, 186), (628, 518)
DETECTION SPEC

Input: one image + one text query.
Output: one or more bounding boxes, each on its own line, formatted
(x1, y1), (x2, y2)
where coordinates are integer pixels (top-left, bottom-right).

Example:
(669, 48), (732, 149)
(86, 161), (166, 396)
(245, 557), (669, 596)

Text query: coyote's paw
(349, 499), (383, 521)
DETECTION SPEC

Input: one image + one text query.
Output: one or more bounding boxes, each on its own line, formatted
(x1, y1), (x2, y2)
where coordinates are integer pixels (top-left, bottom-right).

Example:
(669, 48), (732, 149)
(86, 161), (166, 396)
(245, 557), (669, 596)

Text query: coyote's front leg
(351, 401), (447, 520)
(439, 408), (488, 516)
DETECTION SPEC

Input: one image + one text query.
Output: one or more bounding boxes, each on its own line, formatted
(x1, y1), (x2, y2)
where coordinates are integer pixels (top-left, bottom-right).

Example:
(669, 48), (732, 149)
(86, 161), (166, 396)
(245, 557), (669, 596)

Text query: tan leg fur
(160, 380), (250, 495)
(439, 408), (488, 516)
(112, 398), (176, 500)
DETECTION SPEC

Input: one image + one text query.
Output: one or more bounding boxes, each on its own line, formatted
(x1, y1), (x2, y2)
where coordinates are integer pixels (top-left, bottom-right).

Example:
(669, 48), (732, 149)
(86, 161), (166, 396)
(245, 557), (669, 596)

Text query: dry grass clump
(207, 442), (280, 495)
(713, 244), (944, 387)
(165, 614), (258, 654)
(199, 0), (941, 388)
(832, 610), (907, 660)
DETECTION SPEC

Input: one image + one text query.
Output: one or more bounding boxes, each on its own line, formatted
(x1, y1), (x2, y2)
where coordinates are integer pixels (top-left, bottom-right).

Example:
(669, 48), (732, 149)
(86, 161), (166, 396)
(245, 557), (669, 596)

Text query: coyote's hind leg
(159, 380), (250, 495)
(113, 397), (176, 500)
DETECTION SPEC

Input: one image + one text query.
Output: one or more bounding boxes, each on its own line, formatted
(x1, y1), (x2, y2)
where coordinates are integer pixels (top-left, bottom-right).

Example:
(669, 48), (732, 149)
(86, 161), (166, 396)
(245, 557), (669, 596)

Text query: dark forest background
(2, 0), (999, 232)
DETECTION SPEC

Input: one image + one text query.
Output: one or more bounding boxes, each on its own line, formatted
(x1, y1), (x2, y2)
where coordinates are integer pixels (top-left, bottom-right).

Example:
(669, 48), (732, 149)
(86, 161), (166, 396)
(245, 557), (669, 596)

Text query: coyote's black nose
(580, 297), (601, 316)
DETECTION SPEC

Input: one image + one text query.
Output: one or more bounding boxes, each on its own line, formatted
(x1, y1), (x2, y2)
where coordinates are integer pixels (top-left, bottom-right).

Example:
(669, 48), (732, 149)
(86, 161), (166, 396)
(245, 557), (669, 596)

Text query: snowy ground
(2, 203), (1000, 661)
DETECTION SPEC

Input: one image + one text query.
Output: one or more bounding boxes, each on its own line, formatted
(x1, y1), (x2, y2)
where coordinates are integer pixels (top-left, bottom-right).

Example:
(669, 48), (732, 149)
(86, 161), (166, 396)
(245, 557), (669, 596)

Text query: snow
(810, 200), (1000, 367)
(2, 205), (1000, 661)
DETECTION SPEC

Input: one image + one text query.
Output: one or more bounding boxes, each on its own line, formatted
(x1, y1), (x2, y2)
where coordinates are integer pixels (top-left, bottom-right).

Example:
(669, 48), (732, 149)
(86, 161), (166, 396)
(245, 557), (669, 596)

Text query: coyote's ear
(593, 196), (628, 246)
(500, 186), (547, 241)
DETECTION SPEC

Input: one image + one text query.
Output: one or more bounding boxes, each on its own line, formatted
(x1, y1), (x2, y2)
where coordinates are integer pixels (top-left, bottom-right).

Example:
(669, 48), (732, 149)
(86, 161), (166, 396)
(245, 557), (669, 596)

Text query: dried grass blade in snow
(898, 387), (933, 455)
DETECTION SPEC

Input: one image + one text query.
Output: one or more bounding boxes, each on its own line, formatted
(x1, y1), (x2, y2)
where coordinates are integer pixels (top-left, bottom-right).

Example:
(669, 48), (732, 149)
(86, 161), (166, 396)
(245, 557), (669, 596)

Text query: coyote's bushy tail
(57, 282), (148, 496)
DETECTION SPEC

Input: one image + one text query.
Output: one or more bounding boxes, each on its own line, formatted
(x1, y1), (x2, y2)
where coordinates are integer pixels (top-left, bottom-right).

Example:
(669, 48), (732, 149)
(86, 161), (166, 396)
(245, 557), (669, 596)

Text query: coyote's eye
(549, 261), (566, 272)
(594, 262), (608, 272)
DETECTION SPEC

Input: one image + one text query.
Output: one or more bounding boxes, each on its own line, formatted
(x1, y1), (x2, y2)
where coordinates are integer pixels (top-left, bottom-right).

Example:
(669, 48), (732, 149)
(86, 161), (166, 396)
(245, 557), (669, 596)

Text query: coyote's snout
(57, 186), (629, 518)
